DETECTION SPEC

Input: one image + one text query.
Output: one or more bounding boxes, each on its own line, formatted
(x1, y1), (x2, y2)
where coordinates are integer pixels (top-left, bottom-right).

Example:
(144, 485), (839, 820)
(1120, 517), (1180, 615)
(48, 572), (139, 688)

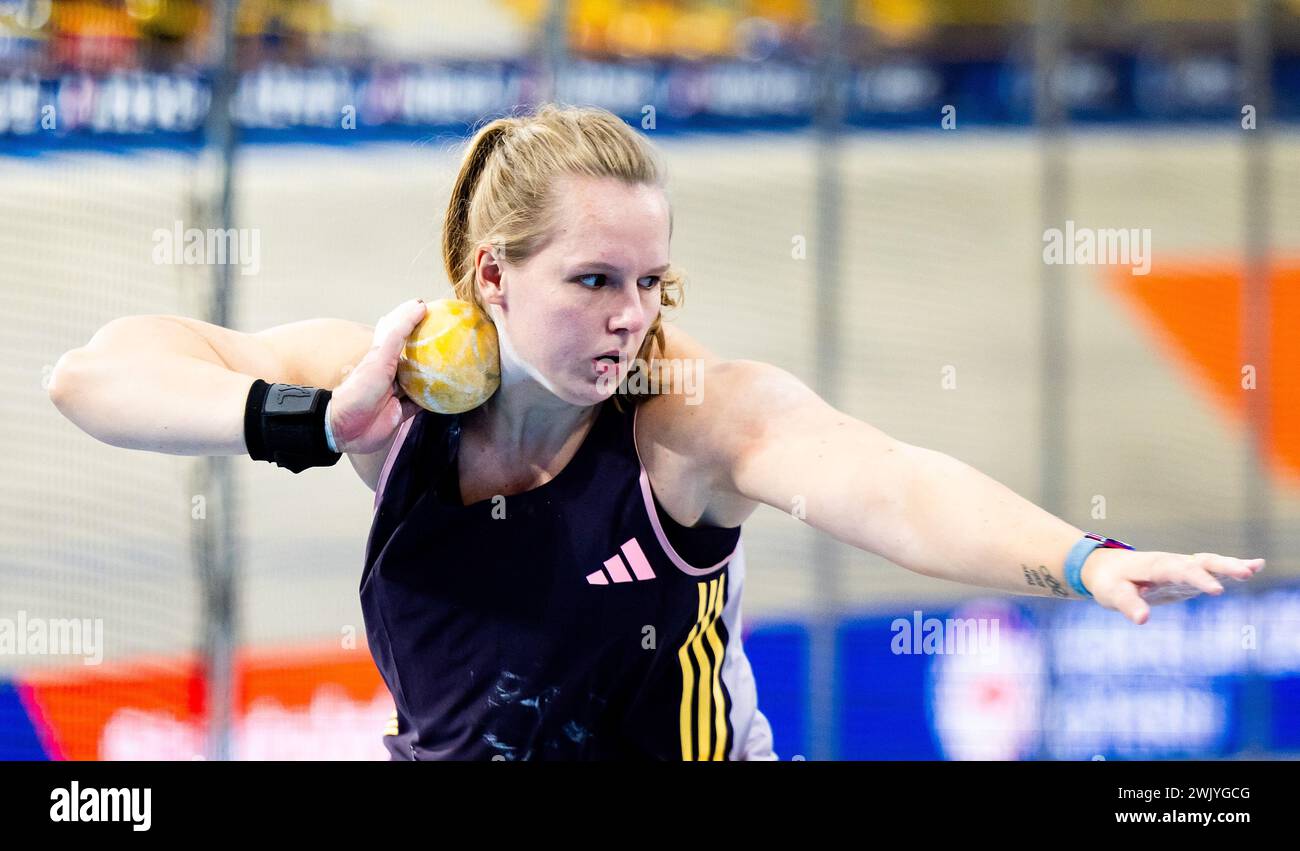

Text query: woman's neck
(470, 305), (604, 464)
(466, 381), (600, 466)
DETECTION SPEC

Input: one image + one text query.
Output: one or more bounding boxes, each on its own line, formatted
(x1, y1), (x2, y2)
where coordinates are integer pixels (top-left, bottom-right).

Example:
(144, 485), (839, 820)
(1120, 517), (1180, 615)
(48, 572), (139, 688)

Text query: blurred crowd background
(2, 0), (1299, 761)
(3, 1), (1300, 68)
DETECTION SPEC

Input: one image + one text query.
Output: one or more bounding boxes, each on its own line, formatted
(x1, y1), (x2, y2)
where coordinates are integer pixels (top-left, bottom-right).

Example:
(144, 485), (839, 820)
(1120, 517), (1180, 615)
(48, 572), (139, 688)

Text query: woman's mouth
(593, 353), (622, 377)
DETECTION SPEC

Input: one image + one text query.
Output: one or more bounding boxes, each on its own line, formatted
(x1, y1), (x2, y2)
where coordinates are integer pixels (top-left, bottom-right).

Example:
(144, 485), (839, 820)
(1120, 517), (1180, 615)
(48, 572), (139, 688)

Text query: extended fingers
(1205, 553), (1265, 580)
(1097, 551), (1263, 625)
(1109, 582), (1151, 625)
(1137, 553), (1265, 604)
(1189, 552), (1265, 588)
(1182, 556), (1226, 596)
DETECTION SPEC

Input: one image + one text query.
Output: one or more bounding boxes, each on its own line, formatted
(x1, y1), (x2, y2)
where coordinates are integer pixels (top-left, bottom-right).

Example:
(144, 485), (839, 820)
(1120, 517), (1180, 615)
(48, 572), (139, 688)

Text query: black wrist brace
(244, 379), (342, 474)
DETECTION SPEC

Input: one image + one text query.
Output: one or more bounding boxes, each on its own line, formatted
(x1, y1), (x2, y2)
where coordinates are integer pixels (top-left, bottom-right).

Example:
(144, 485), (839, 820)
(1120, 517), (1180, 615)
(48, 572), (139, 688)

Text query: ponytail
(442, 119), (512, 306)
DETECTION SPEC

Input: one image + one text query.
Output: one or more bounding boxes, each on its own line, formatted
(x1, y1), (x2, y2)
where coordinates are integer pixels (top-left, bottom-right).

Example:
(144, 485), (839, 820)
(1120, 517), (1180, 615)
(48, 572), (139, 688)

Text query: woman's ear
(475, 243), (506, 307)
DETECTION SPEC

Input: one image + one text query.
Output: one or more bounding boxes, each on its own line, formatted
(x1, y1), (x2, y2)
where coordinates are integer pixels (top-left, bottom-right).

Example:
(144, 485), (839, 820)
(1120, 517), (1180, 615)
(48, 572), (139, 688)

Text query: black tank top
(360, 397), (772, 760)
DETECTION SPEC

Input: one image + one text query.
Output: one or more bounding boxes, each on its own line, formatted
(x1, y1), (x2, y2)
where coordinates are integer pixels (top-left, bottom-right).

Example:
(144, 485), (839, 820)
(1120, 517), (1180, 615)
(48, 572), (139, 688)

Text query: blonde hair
(441, 103), (684, 405)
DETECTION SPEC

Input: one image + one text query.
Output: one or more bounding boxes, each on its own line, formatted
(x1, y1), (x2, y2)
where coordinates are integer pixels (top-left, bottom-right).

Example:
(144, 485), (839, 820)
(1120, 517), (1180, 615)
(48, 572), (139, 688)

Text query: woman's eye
(575, 274), (659, 289)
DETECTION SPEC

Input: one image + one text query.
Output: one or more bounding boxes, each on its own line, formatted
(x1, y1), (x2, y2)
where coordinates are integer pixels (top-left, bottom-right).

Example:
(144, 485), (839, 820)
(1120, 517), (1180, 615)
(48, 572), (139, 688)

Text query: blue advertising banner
(751, 584), (1300, 760)
(2, 54), (1297, 154)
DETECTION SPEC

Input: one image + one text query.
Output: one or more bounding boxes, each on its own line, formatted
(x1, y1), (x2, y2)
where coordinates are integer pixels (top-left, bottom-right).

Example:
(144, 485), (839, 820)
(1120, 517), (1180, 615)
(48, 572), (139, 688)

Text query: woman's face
(475, 173), (671, 407)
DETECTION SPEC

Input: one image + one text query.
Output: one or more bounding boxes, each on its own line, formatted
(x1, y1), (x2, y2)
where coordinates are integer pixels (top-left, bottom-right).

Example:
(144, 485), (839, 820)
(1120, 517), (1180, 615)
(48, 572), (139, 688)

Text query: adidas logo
(586, 538), (657, 585)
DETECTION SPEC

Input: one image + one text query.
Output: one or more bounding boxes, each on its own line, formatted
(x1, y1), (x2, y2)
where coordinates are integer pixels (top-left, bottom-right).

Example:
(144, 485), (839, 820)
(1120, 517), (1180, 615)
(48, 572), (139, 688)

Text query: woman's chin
(574, 375), (622, 405)
(541, 378), (608, 407)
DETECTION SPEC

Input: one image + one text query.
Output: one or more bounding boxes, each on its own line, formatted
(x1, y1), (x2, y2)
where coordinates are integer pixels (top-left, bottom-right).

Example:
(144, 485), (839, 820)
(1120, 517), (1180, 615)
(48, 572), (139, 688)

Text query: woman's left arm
(706, 360), (1265, 626)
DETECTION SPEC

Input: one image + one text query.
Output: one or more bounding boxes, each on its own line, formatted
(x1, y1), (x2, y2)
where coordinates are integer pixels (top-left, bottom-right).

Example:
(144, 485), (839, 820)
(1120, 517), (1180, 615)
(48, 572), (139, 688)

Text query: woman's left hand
(1082, 549), (1266, 625)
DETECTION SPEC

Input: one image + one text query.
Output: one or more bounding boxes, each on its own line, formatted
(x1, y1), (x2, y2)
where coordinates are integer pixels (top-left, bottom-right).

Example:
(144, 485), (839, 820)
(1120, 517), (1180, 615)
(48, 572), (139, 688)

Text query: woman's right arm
(47, 315), (372, 456)
(47, 299), (430, 489)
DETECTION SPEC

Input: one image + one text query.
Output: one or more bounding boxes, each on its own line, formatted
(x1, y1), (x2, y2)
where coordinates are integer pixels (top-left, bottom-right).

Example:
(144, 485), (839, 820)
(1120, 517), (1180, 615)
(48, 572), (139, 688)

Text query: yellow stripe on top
(678, 574), (730, 761)
(678, 582), (710, 760)
(705, 573), (729, 760)
(690, 579), (720, 759)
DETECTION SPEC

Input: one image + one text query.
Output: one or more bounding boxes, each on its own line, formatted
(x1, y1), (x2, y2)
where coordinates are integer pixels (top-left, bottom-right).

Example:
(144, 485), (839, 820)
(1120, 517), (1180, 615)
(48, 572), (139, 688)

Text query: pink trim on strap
(373, 416), (416, 511)
(631, 404), (737, 578)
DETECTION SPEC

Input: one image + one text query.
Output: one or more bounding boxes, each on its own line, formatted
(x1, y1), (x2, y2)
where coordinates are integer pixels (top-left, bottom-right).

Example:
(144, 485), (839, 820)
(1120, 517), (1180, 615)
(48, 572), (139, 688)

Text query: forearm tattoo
(1022, 564), (1071, 598)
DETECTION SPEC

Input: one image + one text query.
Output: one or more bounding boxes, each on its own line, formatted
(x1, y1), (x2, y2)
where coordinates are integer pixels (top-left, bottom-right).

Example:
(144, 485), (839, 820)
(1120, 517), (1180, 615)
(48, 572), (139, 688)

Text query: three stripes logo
(586, 538), (657, 585)
(678, 573), (731, 761)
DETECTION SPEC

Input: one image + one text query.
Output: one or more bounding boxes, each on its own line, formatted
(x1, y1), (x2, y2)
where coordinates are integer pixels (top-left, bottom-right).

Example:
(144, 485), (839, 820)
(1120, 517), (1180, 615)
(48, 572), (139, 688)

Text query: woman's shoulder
(636, 357), (809, 456)
(632, 358), (812, 528)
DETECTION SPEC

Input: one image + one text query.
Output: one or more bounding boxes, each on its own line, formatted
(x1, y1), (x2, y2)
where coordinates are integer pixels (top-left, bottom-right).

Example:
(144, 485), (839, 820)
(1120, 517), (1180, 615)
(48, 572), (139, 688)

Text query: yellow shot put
(396, 298), (501, 414)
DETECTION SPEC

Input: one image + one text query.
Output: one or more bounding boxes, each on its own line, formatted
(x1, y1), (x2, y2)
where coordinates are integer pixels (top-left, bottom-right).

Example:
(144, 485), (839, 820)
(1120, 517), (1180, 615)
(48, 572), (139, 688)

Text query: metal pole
(1035, 0), (1068, 521)
(198, 0), (240, 761)
(1032, 0), (1068, 762)
(809, 0), (849, 761)
(1237, 0), (1273, 757)
(540, 0), (568, 104)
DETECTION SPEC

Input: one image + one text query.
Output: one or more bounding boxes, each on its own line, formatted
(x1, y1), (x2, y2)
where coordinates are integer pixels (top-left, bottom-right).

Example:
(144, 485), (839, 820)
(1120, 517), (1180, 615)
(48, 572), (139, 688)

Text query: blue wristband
(1064, 533), (1135, 598)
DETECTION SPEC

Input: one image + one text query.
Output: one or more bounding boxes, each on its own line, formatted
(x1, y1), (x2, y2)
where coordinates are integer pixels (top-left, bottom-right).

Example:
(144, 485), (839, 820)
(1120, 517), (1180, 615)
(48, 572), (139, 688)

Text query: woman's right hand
(328, 298), (428, 455)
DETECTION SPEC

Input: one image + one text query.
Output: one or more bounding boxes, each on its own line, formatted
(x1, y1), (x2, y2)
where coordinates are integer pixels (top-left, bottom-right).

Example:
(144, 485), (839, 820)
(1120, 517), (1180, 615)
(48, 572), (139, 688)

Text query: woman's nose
(610, 288), (647, 334)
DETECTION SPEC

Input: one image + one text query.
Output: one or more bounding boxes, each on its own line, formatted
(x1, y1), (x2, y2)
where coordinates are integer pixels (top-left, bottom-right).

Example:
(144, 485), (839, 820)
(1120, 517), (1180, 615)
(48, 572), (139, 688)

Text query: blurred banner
(5, 579), (1300, 759)
(3, 46), (1300, 147)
